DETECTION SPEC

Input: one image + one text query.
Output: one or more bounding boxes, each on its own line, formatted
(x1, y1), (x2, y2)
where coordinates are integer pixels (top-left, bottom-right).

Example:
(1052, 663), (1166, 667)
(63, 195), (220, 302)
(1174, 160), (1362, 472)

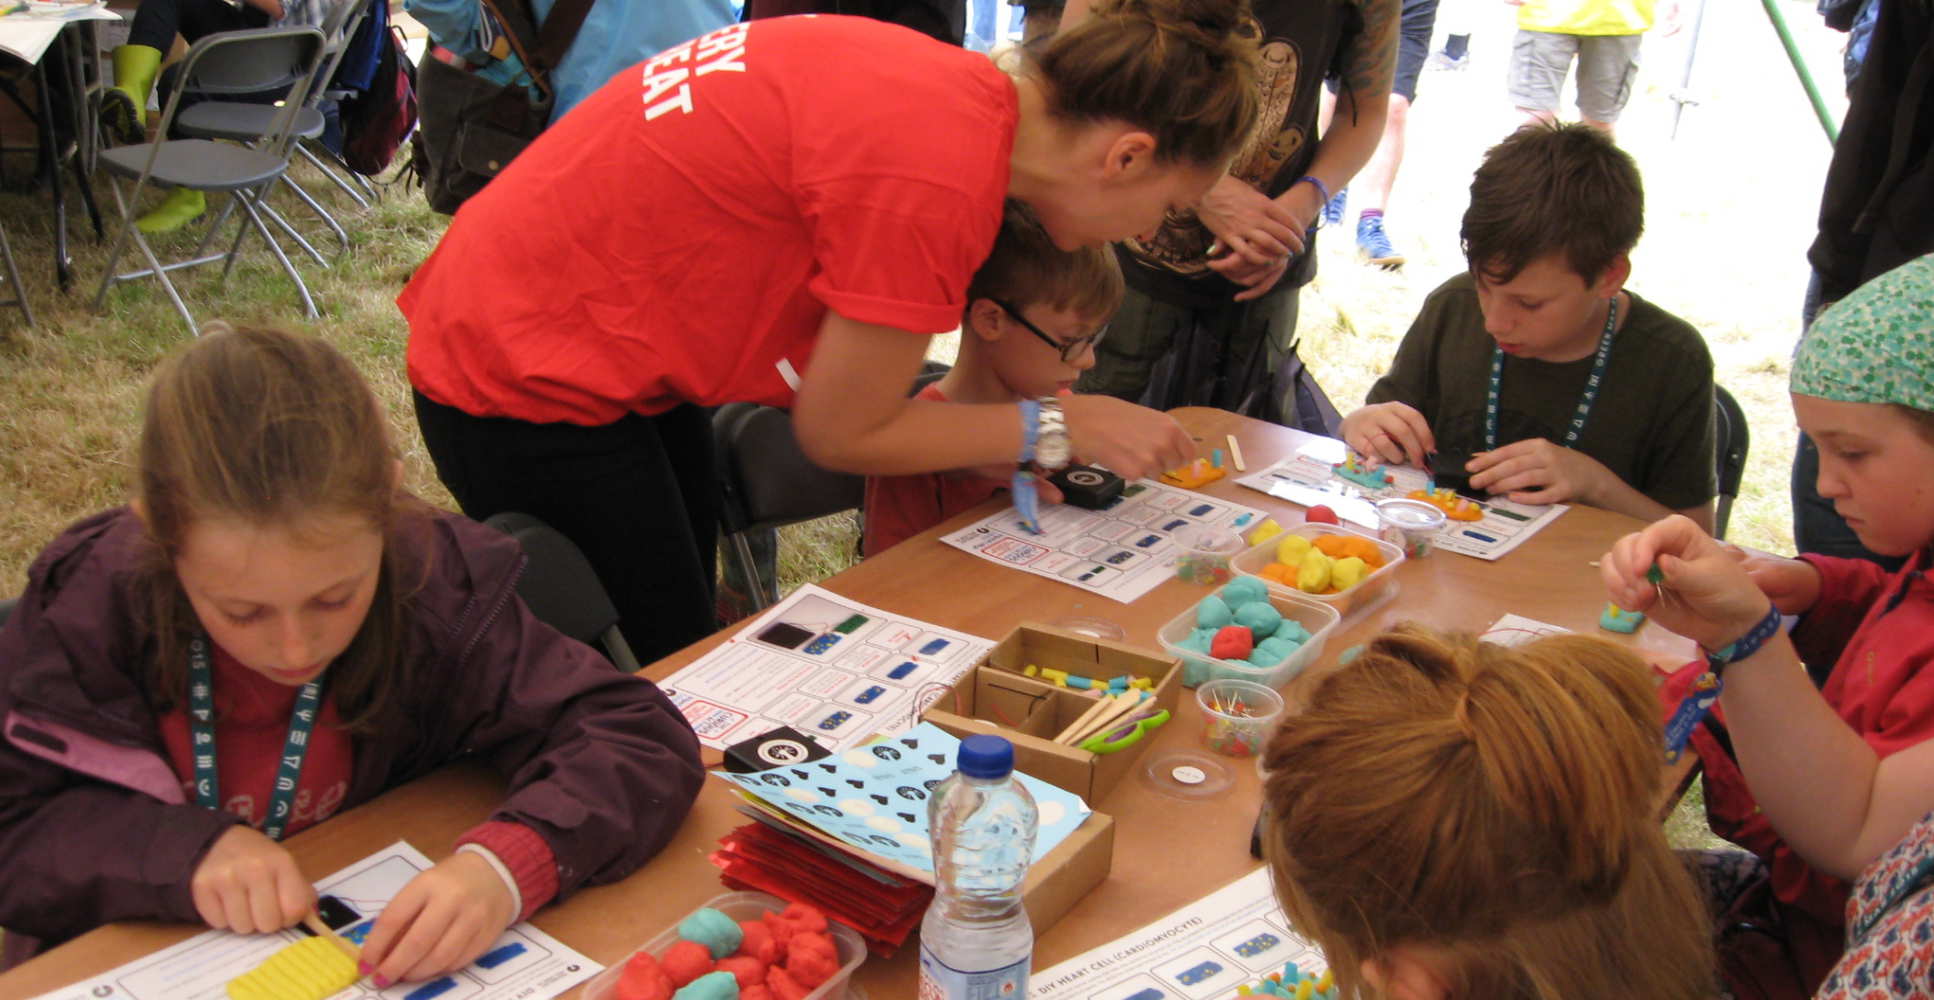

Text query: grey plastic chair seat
(177, 103), (326, 143)
(100, 140), (291, 191)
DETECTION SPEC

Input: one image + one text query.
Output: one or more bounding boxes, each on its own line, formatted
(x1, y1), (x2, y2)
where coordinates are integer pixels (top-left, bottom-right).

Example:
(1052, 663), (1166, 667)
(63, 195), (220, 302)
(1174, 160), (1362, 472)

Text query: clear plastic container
(581, 891), (869, 1000)
(1231, 522), (1405, 619)
(1195, 679), (1285, 757)
(1158, 585), (1339, 688)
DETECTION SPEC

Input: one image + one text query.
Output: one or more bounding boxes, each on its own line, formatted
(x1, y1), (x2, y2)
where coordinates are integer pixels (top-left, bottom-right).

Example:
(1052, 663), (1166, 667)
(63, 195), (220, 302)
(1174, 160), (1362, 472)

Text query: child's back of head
(969, 201), (1125, 320)
(1463, 122), (1644, 286)
(1261, 626), (1714, 999)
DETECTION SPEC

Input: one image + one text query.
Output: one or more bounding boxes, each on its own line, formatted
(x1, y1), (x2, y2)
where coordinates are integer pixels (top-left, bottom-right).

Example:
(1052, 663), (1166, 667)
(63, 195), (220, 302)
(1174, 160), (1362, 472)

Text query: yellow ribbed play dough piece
(228, 935), (359, 1000)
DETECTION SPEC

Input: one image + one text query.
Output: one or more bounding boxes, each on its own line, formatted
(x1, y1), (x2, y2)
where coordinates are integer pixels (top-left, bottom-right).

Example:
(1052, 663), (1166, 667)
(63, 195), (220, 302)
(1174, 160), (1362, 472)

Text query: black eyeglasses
(992, 299), (1108, 364)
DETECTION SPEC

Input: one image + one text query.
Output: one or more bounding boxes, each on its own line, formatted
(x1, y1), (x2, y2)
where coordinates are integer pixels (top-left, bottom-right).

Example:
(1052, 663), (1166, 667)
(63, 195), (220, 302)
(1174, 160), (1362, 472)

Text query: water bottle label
(917, 944), (1030, 1000)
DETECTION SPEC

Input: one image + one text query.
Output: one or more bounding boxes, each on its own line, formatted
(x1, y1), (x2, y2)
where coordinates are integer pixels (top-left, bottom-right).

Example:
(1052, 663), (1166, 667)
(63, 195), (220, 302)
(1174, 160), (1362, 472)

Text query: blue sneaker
(1321, 188), (1348, 229)
(1356, 214), (1405, 269)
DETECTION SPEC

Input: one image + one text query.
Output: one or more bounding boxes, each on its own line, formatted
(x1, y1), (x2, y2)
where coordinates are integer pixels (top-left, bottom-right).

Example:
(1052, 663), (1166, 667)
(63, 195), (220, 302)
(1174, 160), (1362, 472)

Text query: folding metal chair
(174, 0), (377, 261)
(92, 26), (327, 334)
(485, 511), (641, 673)
(1713, 384), (1750, 540)
(0, 223), (34, 328)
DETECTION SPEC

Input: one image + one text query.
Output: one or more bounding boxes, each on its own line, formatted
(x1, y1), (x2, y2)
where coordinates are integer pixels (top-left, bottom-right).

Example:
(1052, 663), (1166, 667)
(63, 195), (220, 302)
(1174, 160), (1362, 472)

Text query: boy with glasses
(861, 204), (1122, 556)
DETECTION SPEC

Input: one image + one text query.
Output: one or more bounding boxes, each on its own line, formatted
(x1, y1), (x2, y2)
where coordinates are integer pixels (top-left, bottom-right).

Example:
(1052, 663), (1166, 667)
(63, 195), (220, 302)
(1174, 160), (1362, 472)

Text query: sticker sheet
(661, 585), (994, 753)
(939, 480), (1266, 603)
(1234, 445), (1567, 561)
(29, 842), (599, 1000)
(716, 722), (1091, 878)
(1029, 868), (1328, 999)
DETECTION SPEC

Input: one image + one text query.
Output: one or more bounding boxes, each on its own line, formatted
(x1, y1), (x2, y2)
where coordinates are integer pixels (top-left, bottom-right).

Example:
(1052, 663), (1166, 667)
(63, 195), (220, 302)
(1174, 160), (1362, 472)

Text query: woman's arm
(792, 310), (1193, 480)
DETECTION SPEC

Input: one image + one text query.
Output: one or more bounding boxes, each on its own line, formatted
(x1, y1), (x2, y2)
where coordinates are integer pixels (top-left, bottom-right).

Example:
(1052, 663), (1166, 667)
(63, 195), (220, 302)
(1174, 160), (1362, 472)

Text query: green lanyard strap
(1485, 297), (1620, 452)
(187, 636), (322, 841)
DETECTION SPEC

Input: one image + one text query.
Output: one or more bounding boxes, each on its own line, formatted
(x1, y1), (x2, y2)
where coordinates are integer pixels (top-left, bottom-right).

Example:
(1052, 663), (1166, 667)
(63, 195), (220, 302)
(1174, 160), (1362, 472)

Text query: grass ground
(0, 4), (1848, 850)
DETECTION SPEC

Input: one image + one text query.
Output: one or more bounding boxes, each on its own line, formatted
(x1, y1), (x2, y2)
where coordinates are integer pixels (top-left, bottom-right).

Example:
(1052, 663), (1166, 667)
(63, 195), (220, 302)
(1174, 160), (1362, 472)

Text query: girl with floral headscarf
(1602, 252), (1934, 995)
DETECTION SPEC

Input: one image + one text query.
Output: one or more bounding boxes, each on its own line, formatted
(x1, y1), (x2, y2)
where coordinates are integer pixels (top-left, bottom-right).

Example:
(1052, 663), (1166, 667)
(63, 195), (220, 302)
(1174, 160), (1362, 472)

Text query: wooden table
(0, 408), (1690, 999)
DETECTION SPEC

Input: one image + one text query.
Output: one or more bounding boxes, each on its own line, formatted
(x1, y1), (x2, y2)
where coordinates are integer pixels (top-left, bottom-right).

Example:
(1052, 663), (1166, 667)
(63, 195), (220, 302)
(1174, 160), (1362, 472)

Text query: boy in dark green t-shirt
(1341, 122), (1717, 530)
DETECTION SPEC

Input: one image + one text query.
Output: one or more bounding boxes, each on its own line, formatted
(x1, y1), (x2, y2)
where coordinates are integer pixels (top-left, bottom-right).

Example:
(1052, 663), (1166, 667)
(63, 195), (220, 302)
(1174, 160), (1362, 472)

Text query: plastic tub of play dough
(1375, 497), (1447, 560)
(1157, 582), (1339, 688)
(1232, 522), (1405, 620)
(581, 891), (868, 1000)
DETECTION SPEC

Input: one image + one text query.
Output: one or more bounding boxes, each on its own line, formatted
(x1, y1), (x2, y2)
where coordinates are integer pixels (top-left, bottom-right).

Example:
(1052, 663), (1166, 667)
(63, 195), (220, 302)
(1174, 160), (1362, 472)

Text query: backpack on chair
(337, 5), (417, 177)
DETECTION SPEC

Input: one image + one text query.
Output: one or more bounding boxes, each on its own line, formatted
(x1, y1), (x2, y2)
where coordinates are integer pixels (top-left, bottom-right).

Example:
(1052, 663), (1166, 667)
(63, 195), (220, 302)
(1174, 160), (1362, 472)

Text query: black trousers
(413, 391), (719, 665)
(126, 0), (270, 53)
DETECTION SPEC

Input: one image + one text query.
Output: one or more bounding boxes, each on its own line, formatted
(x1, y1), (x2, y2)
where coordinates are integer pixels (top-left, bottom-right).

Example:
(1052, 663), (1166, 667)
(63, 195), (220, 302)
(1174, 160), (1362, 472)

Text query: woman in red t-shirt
(401, 2), (1262, 661)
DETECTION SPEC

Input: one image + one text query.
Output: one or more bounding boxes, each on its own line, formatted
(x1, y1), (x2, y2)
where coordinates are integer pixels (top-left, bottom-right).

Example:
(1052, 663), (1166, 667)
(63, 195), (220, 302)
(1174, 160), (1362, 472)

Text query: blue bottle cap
(957, 734), (1014, 779)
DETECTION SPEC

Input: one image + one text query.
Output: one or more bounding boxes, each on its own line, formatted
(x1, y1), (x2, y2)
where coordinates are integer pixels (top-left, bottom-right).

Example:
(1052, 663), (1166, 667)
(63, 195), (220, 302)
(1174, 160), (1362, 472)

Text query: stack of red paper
(710, 819), (932, 955)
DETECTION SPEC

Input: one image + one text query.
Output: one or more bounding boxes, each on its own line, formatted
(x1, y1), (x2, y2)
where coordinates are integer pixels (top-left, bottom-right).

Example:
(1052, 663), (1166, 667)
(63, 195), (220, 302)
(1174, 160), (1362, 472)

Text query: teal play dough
(1278, 620), (1312, 644)
(1221, 577), (1268, 606)
(1233, 601), (1282, 639)
(1196, 594), (1234, 628)
(678, 908), (743, 959)
(1177, 629), (1214, 654)
(673, 970), (740, 1000)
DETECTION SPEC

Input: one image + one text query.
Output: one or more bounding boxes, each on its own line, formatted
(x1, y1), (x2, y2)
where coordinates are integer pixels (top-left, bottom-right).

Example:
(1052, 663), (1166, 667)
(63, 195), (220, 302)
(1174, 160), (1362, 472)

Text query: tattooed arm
(1288, 0), (1398, 227)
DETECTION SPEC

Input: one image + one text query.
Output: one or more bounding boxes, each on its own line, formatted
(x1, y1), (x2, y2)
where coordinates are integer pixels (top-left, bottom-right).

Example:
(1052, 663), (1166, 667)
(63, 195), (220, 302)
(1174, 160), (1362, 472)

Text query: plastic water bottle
(918, 734), (1039, 1000)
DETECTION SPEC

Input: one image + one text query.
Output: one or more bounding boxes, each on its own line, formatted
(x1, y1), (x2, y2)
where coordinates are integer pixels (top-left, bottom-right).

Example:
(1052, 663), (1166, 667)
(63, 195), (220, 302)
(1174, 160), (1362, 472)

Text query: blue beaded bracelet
(1296, 174), (1332, 209)
(1705, 603), (1784, 674)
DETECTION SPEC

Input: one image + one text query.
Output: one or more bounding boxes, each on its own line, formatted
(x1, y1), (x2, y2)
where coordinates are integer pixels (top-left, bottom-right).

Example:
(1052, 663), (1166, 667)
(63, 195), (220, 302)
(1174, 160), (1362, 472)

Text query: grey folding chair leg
(257, 194), (330, 267)
(233, 188), (318, 318)
(0, 224), (35, 327)
(600, 625), (643, 675)
(297, 141), (370, 209)
(276, 173), (350, 257)
(94, 178), (198, 334)
(730, 532), (775, 613)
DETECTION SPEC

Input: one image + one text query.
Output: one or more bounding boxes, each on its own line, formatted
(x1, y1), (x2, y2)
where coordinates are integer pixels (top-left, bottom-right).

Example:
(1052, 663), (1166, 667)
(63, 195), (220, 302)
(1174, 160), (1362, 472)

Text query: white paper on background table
(1235, 444), (1567, 561)
(939, 479), (1265, 603)
(0, 2), (118, 63)
(28, 841), (599, 1000)
(1029, 867), (1328, 1000)
(716, 722), (1090, 880)
(660, 584), (994, 752)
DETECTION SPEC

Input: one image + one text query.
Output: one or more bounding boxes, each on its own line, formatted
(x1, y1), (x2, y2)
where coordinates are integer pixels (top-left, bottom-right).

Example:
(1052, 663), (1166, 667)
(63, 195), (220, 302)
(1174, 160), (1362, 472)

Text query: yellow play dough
(228, 936), (358, 1000)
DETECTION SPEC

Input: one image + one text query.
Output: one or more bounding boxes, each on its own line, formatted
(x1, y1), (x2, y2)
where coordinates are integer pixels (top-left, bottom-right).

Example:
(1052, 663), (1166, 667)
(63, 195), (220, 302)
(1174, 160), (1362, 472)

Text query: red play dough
(1305, 505), (1339, 525)
(614, 951), (675, 1000)
(784, 932), (840, 989)
(740, 988), (774, 1000)
(1211, 624), (1254, 660)
(660, 939), (715, 988)
(738, 918), (778, 964)
(766, 966), (810, 1000)
(716, 954), (768, 989)
(778, 903), (827, 934)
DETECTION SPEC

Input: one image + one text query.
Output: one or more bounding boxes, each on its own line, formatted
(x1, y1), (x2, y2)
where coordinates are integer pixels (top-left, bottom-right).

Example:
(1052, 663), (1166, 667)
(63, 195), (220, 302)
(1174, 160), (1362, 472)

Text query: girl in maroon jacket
(0, 326), (705, 988)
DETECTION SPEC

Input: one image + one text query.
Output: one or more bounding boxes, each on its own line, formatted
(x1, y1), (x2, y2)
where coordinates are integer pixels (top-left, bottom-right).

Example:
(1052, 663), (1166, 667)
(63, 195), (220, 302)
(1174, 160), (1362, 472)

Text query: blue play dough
(673, 970), (740, 1000)
(1177, 629), (1214, 654)
(1233, 601), (1282, 639)
(1220, 577), (1268, 607)
(1277, 620), (1312, 644)
(678, 907), (743, 959)
(1196, 594), (1234, 628)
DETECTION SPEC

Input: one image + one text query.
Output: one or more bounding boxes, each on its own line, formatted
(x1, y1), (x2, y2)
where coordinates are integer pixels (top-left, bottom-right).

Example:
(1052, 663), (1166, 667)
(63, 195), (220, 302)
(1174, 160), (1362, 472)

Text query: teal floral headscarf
(1793, 253), (1934, 410)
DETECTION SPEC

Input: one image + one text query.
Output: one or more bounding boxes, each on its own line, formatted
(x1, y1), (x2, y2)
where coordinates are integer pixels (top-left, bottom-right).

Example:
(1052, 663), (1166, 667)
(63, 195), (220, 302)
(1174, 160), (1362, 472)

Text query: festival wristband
(1012, 468), (1043, 535)
(1017, 398), (1041, 464)
(1662, 603), (1783, 763)
(1296, 175), (1331, 210)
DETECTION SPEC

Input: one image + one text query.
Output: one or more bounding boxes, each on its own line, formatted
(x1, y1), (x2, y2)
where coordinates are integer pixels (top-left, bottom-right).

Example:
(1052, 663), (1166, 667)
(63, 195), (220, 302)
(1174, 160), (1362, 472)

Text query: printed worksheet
(940, 480), (1266, 603)
(716, 722), (1091, 877)
(30, 842), (599, 1000)
(1030, 868), (1328, 1000)
(1235, 444), (1567, 561)
(661, 585), (994, 753)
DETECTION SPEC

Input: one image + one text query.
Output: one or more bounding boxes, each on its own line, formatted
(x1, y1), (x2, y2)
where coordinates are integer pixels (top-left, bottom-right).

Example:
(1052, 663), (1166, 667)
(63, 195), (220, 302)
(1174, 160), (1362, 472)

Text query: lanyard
(1485, 297), (1620, 452)
(187, 636), (323, 841)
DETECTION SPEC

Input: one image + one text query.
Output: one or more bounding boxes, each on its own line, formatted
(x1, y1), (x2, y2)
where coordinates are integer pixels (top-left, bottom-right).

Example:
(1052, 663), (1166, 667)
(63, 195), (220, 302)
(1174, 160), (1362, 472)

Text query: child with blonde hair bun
(1259, 625), (1714, 999)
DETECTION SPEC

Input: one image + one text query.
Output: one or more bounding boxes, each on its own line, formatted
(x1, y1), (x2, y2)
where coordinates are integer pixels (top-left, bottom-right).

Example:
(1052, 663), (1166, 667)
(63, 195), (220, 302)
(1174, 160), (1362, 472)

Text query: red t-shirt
(861, 384), (1006, 556)
(157, 643), (352, 838)
(401, 16), (1018, 425)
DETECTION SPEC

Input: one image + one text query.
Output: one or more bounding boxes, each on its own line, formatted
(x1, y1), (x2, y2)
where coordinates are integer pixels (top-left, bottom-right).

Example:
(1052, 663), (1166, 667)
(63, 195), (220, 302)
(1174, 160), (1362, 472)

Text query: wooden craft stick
(1053, 692), (1120, 745)
(1227, 434), (1246, 472)
(301, 911), (361, 962)
(1065, 690), (1145, 746)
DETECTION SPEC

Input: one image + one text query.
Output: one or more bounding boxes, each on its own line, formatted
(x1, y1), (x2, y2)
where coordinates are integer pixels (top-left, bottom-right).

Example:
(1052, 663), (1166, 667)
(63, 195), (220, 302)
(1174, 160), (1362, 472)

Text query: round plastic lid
(1376, 497), (1447, 528)
(958, 734), (1015, 778)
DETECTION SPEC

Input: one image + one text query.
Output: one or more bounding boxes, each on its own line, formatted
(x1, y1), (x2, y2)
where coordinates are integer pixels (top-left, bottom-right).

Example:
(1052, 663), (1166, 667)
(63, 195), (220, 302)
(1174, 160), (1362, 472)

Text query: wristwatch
(1034, 396), (1071, 470)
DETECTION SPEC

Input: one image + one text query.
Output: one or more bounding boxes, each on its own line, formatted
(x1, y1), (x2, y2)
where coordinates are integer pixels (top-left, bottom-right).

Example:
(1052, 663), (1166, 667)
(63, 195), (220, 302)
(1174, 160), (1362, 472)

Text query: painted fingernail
(373, 974), (392, 989)
(357, 960), (374, 977)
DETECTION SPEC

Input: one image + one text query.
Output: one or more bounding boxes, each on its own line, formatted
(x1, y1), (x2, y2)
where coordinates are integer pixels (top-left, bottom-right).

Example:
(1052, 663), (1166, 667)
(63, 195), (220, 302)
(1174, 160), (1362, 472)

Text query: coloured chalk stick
(476, 941), (527, 969)
(404, 977), (458, 1000)
(227, 936), (359, 1000)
